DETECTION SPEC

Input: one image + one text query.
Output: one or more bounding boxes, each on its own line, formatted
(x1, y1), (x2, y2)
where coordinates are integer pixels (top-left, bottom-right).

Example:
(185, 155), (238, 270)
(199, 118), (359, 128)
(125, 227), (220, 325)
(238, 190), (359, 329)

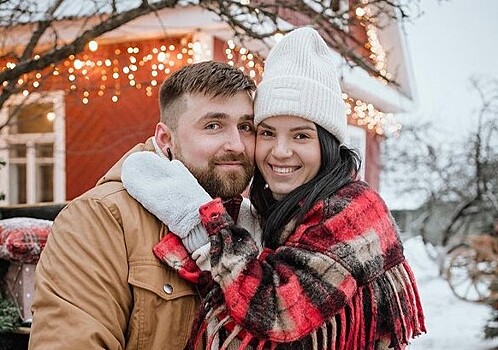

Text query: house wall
(52, 37), (189, 198)
(61, 35), (382, 198)
(2, 32), (382, 202)
(64, 86), (159, 199)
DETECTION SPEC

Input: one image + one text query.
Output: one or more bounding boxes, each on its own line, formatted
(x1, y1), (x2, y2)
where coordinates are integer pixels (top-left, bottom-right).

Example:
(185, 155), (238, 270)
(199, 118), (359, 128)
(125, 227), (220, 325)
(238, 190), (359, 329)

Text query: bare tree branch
(20, 0), (65, 62)
(383, 77), (498, 248)
(0, 0), (423, 113)
(0, 0), (179, 85)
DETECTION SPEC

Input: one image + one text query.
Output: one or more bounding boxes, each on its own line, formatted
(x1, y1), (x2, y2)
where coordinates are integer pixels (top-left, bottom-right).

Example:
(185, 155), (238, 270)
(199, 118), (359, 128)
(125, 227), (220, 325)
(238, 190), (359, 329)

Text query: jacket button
(163, 284), (173, 295)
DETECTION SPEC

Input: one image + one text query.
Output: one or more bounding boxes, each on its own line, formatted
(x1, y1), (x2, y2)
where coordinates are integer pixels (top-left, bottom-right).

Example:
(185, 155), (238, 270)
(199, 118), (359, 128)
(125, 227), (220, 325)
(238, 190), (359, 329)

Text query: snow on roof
(0, 0), (193, 26)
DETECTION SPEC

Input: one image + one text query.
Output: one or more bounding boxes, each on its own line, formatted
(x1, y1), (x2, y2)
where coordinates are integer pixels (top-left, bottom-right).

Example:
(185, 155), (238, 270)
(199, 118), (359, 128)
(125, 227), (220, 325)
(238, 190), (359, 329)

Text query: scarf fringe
(220, 325), (241, 350)
(186, 262), (425, 350)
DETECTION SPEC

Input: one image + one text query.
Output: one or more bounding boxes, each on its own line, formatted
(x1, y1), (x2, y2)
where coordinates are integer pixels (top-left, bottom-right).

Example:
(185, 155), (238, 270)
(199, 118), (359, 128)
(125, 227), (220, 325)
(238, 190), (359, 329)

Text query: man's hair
(158, 61), (256, 129)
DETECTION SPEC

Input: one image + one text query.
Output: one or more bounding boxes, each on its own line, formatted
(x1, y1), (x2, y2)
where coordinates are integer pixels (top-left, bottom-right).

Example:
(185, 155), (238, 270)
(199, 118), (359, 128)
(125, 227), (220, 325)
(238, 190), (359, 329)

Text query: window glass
(8, 103), (54, 134)
(36, 143), (54, 158)
(37, 164), (54, 202)
(9, 164), (27, 204)
(9, 144), (27, 158)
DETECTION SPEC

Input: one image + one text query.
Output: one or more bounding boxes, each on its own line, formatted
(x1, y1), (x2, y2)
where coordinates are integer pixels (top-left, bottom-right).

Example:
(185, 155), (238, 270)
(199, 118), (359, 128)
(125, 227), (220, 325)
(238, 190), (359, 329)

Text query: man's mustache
(212, 154), (253, 166)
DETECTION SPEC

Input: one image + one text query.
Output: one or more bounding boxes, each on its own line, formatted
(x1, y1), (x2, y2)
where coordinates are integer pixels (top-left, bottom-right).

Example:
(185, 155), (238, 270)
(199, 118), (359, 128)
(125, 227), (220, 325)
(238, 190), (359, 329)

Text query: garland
(0, 260), (21, 334)
(0, 298), (20, 333)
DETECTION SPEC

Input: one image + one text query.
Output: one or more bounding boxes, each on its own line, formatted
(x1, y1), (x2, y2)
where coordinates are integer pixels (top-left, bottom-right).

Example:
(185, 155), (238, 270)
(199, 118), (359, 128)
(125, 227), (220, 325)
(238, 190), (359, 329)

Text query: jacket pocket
(129, 262), (197, 299)
(127, 262), (199, 350)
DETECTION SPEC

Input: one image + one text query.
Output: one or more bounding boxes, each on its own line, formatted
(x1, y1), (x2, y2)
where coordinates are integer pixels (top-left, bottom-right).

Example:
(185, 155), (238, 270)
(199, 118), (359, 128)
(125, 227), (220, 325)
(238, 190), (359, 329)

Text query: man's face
(171, 92), (255, 199)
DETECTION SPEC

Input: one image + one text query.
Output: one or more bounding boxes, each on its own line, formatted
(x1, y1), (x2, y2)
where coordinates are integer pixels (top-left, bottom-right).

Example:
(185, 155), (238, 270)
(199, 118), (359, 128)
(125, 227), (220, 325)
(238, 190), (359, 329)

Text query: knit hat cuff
(254, 75), (347, 144)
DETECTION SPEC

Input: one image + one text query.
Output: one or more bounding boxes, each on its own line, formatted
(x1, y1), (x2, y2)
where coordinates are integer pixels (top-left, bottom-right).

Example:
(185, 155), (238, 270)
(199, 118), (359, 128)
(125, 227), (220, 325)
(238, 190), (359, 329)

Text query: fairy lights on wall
(225, 39), (264, 82)
(357, 0), (391, 83)
(343, 93), (401, 137)
(1, 36), (195, 106)
(221, 39), (397, 137)
(1, 22), (398, 137)
(1, 36), (266, 106)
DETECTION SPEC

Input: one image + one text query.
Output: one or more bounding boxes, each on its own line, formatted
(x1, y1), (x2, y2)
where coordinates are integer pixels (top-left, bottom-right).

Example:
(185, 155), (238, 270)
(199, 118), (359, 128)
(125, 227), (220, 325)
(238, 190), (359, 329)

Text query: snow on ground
(404, 236), (498, 350)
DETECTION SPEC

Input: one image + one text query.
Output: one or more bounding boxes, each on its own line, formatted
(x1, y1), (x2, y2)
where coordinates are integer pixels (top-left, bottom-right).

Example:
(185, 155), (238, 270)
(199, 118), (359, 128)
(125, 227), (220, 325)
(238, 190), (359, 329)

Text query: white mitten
(122, 152), (212, 252)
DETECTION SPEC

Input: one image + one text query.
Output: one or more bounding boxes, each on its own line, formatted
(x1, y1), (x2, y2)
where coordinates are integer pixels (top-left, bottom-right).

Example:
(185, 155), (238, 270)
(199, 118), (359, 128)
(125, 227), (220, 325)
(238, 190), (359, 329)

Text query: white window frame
(347, 125), (366, 180)
(0, 91), (65, 204)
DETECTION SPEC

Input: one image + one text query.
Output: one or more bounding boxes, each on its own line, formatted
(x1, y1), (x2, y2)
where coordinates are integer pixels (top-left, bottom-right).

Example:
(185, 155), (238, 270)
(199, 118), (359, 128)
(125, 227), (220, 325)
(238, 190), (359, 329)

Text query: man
(29, 61), (259, 350)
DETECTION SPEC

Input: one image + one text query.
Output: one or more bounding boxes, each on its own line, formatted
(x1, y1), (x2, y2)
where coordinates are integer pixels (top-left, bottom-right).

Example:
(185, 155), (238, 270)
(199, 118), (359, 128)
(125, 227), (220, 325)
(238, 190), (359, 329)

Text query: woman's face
(256, 115), (322, 199)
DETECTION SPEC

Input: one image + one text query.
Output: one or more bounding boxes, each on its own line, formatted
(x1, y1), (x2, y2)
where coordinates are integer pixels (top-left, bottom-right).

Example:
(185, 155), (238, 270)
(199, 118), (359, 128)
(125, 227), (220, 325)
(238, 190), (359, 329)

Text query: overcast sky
(380, 0), (498, 208)
(401, 0), (498, 140)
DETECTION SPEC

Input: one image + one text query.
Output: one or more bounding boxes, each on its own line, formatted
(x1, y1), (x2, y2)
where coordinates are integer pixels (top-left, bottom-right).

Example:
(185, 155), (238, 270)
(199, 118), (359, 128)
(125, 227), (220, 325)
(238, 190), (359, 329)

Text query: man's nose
(224, 128), (245, 153)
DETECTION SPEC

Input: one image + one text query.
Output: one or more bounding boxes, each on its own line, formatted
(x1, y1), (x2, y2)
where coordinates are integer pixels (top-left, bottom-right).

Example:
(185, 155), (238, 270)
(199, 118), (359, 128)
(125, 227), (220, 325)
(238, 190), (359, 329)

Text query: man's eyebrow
(198, 113), (254, 122)
(198, 112), (229, 121)
(240, 114), (254, 122)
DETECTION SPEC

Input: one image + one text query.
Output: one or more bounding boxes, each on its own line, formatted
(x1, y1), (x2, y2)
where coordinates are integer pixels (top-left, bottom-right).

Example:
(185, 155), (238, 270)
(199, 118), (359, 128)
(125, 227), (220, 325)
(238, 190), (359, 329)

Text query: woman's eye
(294, 133), (309, 140)
(259, 130), (273, 137)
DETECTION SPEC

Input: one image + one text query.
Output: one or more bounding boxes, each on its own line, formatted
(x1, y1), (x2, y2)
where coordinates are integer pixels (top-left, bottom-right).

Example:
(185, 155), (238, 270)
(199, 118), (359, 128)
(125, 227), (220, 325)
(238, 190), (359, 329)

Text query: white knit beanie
(255, 27), (347, 144)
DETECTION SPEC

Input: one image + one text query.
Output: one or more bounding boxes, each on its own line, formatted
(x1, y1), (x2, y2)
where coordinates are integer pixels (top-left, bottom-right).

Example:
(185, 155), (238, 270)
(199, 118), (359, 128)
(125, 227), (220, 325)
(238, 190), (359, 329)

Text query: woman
(122, 27), (425, 349)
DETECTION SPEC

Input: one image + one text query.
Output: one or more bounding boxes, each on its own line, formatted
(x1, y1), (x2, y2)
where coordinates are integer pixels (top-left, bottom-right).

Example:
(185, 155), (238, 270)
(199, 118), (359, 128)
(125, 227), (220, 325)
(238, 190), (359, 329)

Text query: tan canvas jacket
(29, 139), (201, 350)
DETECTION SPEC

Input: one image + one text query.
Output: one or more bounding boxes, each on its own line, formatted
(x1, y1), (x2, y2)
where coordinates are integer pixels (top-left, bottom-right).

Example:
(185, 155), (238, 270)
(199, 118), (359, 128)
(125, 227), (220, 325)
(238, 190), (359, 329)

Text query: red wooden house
(0, 2), (415, 205)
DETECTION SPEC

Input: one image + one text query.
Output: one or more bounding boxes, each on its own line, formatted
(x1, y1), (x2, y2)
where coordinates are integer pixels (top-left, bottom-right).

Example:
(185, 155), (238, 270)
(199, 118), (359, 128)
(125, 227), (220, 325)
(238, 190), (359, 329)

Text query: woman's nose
(271, 139), (292, 158)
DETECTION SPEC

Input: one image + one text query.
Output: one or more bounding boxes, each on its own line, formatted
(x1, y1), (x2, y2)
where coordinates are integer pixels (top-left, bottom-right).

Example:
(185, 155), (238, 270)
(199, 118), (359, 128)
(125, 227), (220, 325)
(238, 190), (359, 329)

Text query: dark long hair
(249, 124), (361, 249)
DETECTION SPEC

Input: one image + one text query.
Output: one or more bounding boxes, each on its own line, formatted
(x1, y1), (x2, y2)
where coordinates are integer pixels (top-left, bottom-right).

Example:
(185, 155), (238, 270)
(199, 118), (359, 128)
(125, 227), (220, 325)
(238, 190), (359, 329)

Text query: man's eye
(239, 123), (255, 132)
(205, 123), (221, 130)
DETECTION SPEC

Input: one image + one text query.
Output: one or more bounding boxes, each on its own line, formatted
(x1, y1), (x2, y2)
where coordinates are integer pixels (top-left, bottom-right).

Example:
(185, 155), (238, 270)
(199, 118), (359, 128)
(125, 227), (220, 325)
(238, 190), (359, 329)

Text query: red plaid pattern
(192, 181), (425, 349)
(0, 217), (52, 264)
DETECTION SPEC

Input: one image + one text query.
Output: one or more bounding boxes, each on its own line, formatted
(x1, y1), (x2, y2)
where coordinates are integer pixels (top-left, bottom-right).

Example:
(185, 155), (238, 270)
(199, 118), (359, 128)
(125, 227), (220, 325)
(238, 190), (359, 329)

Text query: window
(0, 92), (65, 204)
(347, 125), (366, 180)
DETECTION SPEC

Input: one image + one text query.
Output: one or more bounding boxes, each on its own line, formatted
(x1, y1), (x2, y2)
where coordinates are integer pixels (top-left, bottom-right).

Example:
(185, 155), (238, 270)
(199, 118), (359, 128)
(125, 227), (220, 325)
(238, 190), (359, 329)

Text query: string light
(46, 112), (56, 121)
(343, 93), (401, 137)
(0, 37), (198, 104)
(357, 0), (391, 82)
(223, 41), (264, 84)
(221, 39), (398, 137)
(88, 40), (98, 52)
(0, 31), (397, 137)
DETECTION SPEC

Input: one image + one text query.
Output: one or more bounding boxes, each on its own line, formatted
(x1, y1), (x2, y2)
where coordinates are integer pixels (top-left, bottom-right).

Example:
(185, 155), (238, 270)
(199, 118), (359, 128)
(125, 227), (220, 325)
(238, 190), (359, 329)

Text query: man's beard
(176, 153), (254, 200)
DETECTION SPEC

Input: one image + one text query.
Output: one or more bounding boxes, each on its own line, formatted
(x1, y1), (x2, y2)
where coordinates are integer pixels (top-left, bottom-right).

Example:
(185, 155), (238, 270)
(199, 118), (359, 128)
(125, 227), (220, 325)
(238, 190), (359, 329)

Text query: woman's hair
(250, 124), (361, 249)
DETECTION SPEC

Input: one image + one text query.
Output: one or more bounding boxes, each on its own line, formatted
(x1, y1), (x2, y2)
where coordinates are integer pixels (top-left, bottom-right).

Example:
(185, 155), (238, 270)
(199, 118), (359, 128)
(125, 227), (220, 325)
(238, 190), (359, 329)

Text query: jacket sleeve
(199, 198), (358, 343)
(29, 197), (131, 350)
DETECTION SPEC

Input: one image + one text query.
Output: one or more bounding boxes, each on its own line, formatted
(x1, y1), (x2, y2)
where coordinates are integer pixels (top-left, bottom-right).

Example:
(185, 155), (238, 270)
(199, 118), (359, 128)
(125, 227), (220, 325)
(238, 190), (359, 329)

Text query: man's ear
(154, 122), (174, 155)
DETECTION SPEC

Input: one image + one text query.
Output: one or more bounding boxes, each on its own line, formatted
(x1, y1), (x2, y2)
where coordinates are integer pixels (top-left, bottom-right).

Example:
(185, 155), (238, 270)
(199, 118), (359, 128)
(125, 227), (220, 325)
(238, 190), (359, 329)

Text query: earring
(264, 183), (269, 189)
(166, 148), (173, 161)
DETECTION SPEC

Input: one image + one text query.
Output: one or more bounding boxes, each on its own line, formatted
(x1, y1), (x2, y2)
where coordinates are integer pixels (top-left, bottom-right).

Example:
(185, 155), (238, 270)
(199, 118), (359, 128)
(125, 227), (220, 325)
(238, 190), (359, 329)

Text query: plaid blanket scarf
(153, 181), (425, 349)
